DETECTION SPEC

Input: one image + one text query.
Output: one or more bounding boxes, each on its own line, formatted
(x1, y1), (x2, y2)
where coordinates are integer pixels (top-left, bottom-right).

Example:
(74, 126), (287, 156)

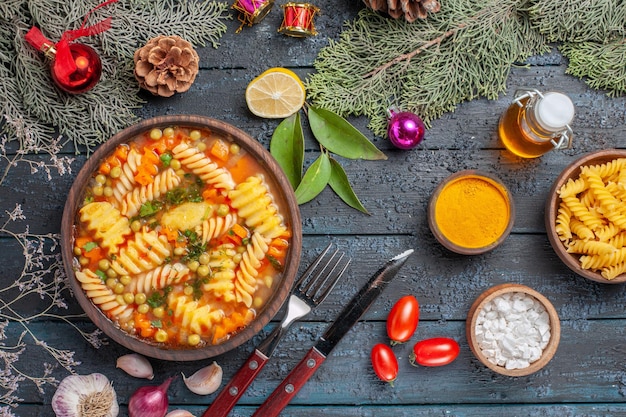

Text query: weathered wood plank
(13, 403), (626, 417)
(2, 234), (626, 322)
(5, 144), (626, 236)
(8, 319), (626, 407)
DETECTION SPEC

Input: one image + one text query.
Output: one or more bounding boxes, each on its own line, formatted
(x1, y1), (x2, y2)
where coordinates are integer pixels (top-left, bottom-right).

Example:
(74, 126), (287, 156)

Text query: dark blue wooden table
(2, 1), (626, 416)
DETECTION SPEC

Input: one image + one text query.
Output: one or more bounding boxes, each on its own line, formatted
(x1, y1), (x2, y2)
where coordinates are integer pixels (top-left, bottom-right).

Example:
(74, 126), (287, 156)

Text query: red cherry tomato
(410, 337), (460, 367)
(371, 343), (399, 385)
(386, 295), (419, 344)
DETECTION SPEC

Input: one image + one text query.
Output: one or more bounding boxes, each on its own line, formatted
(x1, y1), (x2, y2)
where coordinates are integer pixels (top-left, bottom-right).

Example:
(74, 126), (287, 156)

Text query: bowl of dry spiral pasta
(546, 149), (626, 284)
(61, 115), (302, 360)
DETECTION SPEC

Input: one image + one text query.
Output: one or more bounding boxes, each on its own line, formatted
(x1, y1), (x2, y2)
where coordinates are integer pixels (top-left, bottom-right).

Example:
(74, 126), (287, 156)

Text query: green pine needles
(528, 0), (626, 98)
(0, 0), (230, 154)
(307, 0), (626, 137)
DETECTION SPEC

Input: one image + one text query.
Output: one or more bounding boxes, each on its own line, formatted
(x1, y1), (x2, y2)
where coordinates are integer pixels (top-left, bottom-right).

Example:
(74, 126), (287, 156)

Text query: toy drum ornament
(278, 2), (320, 37)
(232, 0), (275, 31)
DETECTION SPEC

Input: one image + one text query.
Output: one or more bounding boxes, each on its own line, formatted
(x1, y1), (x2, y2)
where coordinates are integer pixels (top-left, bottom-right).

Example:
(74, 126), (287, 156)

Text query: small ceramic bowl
(428, 170), (515, 255)
(61, 115), (302, 361)
(466, 283), (560, 377)
(545, 149), (626, 284)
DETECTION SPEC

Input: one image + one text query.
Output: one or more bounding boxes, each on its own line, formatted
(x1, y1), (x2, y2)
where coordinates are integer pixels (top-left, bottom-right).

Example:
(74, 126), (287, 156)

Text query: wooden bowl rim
(545, 149), (626, 284)
(466, 283), (561, 377)
(428, 170), (515, 255)
(60, 115), (302, 361)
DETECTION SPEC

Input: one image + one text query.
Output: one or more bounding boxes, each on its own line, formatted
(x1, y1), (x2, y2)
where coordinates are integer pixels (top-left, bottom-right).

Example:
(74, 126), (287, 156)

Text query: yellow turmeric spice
(434, 175), (511, 249)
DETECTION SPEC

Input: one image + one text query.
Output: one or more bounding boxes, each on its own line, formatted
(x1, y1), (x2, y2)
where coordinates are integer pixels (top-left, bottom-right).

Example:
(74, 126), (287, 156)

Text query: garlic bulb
(165, 411), (196, 417)
(52, 373), (119, 417)
(116, 353), (154, 379)
(182, 361), (223, 395)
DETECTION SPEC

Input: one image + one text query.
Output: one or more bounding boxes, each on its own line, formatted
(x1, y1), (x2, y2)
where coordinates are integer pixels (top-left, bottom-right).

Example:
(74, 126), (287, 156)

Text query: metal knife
(250, 249), (414, 417)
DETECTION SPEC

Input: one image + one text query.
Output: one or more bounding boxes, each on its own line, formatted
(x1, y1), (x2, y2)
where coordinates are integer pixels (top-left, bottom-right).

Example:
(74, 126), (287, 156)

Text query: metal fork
(202, 243), (351, 417)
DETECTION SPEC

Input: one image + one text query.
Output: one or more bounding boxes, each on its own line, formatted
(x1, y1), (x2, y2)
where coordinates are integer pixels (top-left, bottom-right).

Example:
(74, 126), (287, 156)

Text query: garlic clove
(165, 410), (196, 417)
(52, 373), (119, 417)
(116, 353), (154, 380)
(182, 361), (223, 395)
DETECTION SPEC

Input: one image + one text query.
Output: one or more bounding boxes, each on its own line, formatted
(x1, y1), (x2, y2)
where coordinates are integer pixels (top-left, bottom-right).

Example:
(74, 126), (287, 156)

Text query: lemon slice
(245, 68), (306, 118)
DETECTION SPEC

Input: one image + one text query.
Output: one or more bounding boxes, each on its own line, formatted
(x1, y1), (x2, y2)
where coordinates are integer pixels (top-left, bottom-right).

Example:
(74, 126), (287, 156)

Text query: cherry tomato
(386, 295), (419, 344)
(371, 343), (399, 385)
(410, 337), (460, 367)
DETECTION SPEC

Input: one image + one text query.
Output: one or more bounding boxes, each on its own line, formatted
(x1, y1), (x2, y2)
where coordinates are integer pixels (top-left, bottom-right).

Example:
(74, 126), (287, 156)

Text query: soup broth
(72, 125), (292, 348)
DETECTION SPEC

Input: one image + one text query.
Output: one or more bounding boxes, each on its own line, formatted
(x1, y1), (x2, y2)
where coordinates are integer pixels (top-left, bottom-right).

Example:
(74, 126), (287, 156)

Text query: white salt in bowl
(466, 283), (560, 377)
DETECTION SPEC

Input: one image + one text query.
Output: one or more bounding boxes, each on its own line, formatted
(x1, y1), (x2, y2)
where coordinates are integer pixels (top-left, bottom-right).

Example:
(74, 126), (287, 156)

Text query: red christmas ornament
(387, 108), (426, 150)
(24, 0), (117, 94)
(278, 2), (320, 37)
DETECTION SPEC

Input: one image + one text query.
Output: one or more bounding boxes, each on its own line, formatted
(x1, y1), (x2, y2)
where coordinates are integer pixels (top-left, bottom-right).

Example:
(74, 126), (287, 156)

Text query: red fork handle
(202, 349), (269, 417)
(251, 347), (326, 417)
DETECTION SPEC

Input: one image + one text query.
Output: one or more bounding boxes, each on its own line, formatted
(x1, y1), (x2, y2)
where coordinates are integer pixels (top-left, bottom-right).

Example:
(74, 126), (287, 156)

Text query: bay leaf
(295, 152), (332, 204)
(307, 106), (387, 160)
(329, 158), (369, 214)
(270, 113), (304, 189)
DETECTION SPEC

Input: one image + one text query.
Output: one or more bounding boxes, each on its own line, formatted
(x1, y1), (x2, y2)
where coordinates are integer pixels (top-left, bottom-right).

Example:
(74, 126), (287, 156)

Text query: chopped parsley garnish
(183, 241), (206, 262)
(151, 319), (163, 328)
(147, 286), (172, 308)
(165, 178), (204, 205)
(267, 255), (283, 272)
(187, 186), (203, 202)
(189, 278), (209, 300)
(95, 270), (107, 281)
(180, 229), (206, 262)
(82, 241), (98, 252)
(139, 201), (162, 218)
(166, 188), (187, 205)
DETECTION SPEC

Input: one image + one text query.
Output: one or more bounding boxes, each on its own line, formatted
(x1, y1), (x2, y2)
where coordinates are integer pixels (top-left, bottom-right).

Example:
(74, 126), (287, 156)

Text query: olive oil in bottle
(498, 90), (574, 158)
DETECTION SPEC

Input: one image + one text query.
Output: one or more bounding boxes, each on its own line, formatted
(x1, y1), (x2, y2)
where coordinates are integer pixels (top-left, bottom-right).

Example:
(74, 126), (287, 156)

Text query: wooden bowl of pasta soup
(61, 115), (302, 360)
(546, 149), (626, 284)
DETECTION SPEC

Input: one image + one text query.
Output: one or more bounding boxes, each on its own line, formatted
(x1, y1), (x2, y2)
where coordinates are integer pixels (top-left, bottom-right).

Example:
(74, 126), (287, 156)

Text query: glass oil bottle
(498, 89), (575, 158)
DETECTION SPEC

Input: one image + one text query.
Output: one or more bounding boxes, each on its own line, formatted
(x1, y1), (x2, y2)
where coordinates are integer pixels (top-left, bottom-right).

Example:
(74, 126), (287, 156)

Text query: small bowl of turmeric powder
(428, 170), (515, 255)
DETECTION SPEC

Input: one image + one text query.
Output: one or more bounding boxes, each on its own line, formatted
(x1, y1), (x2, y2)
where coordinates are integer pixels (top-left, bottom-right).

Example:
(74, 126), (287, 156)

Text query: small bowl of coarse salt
(466, 283), (560, 377)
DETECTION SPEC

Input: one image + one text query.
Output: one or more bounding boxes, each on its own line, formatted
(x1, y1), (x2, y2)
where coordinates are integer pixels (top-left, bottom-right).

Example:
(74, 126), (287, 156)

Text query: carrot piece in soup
(98, 161), (111, 175)
(231, 223), (249, 239)
(210, 139), (230, 162)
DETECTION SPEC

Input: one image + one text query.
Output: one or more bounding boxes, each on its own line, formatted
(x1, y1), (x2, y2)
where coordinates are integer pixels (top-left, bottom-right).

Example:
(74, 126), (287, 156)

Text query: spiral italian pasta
(202, 244), (237, 302)
(79, 201), (131, 255)
(121, 168), (182, 217)
(168, 295), (225, 342)
(112, 147), (142, 204)
(235, 232), (270, 307)
(75, 269), (133, 321)
(128, 263), (190, 294)
(172, 142), (236, 191)
(229, 175), (287, 240)
(110, 228), (172, 276)
(196, 213), (238, 245)
(555, 158), (626, 279)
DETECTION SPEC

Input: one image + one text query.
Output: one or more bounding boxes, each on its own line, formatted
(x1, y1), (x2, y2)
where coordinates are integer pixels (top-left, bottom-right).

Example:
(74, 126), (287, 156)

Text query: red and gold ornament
(387, 108), (426, 150)
(24, 0), (117, 94)
(278, 2), (320, 37)
(232, 0), (275, 32)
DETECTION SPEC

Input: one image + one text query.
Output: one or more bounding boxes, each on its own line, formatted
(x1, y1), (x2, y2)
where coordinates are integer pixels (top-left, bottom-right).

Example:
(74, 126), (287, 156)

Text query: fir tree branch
(307, 3), (548, 137)
(527, 0), (626, 43)
(363, 24), (465, 79)
(1, 0), (231, 155)
(560, 39), (626, 97)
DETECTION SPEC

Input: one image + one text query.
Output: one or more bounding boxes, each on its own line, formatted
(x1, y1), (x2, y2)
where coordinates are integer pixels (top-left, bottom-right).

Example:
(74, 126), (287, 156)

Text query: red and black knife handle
(202, 349), (269, 417)
(251, 347), (327, 417)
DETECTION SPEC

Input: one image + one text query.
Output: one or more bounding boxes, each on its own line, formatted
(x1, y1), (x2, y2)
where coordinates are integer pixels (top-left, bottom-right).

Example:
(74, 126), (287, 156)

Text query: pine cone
(363, 0), (440, 22)
(134, 35), (200, 97)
